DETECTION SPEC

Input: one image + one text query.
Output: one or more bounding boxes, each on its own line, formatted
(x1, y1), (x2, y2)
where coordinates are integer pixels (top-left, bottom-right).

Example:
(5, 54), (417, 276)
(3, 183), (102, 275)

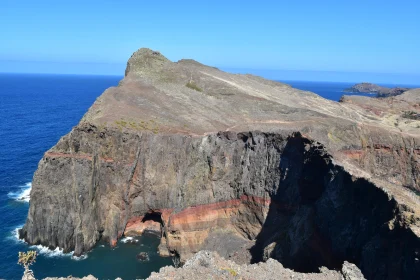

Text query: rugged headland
(20, 48), (420, 279)
(344, 82), (410, 97)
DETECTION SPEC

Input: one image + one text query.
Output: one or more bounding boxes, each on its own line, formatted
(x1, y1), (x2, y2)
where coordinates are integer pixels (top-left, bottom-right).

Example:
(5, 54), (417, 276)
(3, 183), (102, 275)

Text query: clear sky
(1, 0), (419, 83)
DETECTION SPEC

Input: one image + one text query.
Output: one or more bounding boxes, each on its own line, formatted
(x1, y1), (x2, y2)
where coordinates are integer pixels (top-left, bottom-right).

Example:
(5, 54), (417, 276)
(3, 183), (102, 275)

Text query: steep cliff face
(20, 127), (419, 279)
(21, 48), (420, 280)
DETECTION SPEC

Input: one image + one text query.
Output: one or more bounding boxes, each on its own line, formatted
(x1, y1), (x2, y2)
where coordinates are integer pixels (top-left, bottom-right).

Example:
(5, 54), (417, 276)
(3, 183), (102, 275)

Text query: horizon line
(1, 70), (419, 87)
(1, 59), (420, 77)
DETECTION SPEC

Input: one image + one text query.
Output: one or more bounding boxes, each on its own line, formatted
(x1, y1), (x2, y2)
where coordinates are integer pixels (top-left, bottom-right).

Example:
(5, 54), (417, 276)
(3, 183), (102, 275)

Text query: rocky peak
(125, 48), (170, 76)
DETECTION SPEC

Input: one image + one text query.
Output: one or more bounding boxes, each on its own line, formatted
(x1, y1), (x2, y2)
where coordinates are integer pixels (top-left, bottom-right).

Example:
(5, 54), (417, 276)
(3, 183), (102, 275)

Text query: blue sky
(1, 0), (419, 83)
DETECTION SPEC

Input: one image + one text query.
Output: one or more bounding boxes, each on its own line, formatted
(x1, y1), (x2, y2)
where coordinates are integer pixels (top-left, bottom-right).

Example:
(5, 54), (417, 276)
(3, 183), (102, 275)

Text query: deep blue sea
(0, 74), (417, 279)
(281, 80), (419, 101)
(0, 73), (172, 280)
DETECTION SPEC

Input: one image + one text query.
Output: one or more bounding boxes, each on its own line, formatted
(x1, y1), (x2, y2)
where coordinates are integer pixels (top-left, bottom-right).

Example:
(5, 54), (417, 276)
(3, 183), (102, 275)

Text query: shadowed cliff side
(249, 135), (419, 279)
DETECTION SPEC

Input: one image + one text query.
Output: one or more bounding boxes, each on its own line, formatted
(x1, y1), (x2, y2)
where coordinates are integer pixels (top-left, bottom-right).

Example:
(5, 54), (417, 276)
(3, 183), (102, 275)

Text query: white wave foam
(72, 254), (88, 261)
(29, 244), (73, 258)
(9, 226), (90, 261)
(7, 182), (32, 202)
(30, 244), (90, 260)
(10, 227), (79, 259)
(120, 236), (138, 243)
(8, 226), (25, 243)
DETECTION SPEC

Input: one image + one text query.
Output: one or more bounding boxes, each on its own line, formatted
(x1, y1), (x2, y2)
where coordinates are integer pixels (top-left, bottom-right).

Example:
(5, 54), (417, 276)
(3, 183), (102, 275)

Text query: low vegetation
(115, 118), (160, 133)
(402, 111), (420, 120)
(18, 251), (37, 280)
(186, 81), (203, 92)
(221, 267), (238, 276)
(18, 251), (37, 270)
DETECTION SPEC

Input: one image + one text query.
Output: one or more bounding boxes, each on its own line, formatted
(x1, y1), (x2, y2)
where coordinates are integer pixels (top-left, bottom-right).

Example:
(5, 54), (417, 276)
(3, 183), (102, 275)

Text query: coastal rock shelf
(20, 48), (420, 279)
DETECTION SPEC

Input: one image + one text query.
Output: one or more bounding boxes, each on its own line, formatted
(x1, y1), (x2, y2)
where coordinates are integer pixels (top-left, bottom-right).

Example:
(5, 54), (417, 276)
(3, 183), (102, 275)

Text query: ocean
(0, 73), (173, 279)
(0, 73), (417, 279)
(280, 80), (419, 101)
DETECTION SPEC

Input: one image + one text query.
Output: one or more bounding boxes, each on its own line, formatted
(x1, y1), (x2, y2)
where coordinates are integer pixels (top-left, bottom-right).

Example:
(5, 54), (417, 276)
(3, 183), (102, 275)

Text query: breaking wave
(120, 236), (138, 243)
(29, 244), (73, 258)
(71, 254), (88, 261)
(10, 226), (88, 260)
(9, 226), (25, 243)
(7, 182), (32, 202)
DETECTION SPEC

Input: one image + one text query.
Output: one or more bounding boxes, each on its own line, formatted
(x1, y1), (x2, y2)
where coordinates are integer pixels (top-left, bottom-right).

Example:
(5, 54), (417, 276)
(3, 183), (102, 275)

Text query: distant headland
(344, 82), (410, 97)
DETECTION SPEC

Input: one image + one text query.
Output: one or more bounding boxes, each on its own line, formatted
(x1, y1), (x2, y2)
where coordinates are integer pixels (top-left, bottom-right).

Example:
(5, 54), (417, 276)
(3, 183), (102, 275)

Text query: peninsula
(20, 48), (420, 280)
(344, 82), (410, 97)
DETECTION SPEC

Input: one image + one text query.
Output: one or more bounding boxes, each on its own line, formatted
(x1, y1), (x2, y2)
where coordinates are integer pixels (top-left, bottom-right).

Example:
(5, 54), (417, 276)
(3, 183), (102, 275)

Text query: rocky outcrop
(22, 270), (36, 280)
(21, 48), (420, 279)
(43, 277), (98, 280)
(40, 251), (364, 280)
(344, 82), (410, 97)
(148, 251), (365, 280)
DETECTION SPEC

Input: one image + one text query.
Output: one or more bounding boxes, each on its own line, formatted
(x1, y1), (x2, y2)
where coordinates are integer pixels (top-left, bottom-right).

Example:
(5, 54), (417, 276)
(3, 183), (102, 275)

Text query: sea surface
(0, 73), (172, 280)
(281, 80), (419, 101)
(0, 74), (417, 279)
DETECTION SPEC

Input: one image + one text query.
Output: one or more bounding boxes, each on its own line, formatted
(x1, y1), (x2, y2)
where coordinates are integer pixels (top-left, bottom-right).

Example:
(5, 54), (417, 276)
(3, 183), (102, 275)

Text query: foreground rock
(43, 276), (98, 280)
(136, 252), (150, 262)
(20, 48), (420, 279)
(344, 82), (410, 97)
(39, 251), (364, 280)
(148, 251), (364, 280)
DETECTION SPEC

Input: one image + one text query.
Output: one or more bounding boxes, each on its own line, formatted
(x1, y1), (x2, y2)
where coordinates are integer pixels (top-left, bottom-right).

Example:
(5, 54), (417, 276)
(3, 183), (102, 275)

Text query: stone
(136, 252), (150, 262)
(43, 275), (97, 280)
(341, 261), (366, 280)
(148, 251), (362, 280)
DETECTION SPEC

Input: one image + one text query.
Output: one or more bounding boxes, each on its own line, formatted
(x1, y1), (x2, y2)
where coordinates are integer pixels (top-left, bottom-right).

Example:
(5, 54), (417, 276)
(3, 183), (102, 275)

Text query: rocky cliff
(344, 82), (410, 97)
(20, 48), (420, 279)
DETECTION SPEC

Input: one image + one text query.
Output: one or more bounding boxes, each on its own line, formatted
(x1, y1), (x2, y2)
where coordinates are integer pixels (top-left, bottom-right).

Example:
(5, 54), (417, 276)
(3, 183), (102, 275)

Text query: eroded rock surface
(148, 251), (364, 280)
(39, 252), (364, 280)
(20, 48), (420, 279)
(43, 276), (97, 280)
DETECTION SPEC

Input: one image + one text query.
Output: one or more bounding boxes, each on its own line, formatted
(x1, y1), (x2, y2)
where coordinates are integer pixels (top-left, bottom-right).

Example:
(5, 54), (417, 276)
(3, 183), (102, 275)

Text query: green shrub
(402, 111), (420, 120)
(186, 81), (202, 92)
(18, 251), (37, 269)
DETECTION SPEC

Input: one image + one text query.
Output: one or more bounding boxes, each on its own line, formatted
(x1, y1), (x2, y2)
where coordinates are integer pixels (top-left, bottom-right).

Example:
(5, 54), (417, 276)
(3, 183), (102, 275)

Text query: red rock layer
(125, 217), (161, 236)
(122, 195), (271, 260)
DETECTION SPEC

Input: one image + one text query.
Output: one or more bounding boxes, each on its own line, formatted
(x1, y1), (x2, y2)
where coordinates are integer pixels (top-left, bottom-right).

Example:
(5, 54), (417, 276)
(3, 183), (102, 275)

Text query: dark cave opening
(141, 211), (164, 237)
(142, 211), (163, 225)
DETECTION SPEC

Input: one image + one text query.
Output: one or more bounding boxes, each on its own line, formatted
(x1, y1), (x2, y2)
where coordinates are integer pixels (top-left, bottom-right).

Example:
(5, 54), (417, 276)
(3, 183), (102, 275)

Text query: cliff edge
(20, 48), (420, 279)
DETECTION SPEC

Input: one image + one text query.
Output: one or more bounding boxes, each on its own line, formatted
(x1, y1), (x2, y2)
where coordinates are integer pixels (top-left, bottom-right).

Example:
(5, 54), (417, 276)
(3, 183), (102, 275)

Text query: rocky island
(344, 82), (410, 97)
(20, 48), (420, 279)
